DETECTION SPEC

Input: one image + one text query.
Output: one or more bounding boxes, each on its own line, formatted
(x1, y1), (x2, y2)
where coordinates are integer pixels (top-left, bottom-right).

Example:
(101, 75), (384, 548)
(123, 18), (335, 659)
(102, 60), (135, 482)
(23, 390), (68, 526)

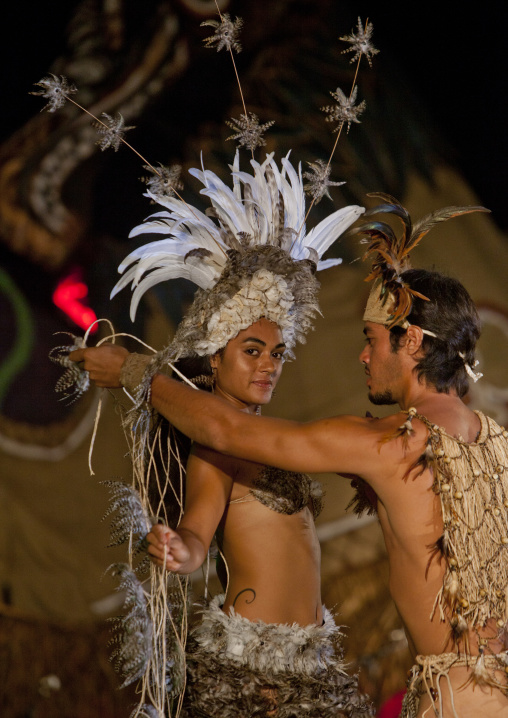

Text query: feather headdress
(112, 151), (364, 358)
(348, 193), (490, 329)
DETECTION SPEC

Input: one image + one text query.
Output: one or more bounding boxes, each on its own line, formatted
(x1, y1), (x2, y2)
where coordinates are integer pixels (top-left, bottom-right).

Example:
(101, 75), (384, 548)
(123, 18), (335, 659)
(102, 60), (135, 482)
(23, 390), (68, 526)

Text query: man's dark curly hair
(389, 269), (481, 398)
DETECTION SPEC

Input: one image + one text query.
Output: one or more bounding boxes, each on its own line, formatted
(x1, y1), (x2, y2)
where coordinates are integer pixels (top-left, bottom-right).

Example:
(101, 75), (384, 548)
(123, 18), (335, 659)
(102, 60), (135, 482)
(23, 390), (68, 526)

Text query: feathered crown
(111, 152), (364, 358)
(348, 193), (490, 329)
(32, 12), (380, 362)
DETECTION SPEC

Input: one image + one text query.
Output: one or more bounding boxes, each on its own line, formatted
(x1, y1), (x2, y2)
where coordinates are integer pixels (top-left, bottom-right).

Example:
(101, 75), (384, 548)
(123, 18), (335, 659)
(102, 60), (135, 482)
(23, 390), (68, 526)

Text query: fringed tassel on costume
(346, 477), (377, 517)
(101, 359), (192, 718)
(402, 651), (508, 718)
(379, 406), (417, 450)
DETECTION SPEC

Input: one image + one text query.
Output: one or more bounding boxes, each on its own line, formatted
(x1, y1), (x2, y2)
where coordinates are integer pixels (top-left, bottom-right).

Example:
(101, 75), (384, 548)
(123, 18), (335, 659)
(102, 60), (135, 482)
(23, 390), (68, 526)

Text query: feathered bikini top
(230, 466), (323, 519)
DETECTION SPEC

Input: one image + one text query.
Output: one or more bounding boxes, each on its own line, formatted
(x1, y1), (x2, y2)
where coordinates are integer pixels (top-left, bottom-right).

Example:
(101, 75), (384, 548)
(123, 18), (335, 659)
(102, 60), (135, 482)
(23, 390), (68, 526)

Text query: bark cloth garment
(180, 467), (373, 717)
(350, 409), (508, 718)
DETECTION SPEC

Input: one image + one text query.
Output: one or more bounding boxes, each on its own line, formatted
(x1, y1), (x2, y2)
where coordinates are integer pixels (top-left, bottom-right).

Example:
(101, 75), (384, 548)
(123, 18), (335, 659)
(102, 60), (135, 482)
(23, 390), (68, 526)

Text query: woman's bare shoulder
(190, 441), (261, 480)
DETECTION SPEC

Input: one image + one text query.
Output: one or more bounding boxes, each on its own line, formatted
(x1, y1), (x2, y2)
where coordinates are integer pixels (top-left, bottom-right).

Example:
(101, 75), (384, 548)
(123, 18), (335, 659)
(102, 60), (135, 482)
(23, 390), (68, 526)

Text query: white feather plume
(113, 152), (364, 322)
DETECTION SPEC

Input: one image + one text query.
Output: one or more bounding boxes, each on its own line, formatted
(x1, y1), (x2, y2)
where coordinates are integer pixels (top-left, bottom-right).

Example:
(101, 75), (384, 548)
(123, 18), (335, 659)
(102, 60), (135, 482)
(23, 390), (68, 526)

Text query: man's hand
(146, 523), (192, 573)
(68, 344), (129, 388)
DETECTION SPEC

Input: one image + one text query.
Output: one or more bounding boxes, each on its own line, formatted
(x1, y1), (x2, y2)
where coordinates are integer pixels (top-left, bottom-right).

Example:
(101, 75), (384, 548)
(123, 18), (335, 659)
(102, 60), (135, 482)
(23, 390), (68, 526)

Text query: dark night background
(1, 0), (506, 427)
(3, 2), (507, 229)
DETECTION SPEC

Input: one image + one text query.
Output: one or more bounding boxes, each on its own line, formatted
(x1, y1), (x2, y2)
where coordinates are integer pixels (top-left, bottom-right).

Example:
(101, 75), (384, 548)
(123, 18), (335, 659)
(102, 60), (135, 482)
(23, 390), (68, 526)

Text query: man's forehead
(363, 321), (384, 334)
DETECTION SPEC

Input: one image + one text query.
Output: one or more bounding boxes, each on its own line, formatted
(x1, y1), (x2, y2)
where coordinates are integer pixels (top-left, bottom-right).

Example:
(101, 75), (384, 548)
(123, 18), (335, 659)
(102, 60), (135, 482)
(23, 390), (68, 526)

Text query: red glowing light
(52, 269), (98, 333)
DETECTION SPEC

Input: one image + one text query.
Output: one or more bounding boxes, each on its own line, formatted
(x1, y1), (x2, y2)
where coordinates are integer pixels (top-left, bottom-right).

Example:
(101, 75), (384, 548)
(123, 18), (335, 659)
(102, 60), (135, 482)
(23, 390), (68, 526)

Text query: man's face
(359, 322), (403, 405)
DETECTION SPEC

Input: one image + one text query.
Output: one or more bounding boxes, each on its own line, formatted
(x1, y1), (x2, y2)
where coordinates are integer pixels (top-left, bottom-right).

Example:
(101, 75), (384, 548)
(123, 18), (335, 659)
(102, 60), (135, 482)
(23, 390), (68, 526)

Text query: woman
(147, 318), (321, 621)
(145, 317), (372, 717)
(74, 152), (370, 716)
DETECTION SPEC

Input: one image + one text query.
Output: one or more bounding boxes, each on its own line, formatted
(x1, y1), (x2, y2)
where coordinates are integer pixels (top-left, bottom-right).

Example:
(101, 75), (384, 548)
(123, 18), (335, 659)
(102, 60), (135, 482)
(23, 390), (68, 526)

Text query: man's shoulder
(333, 411), (431, 489)
(190, 441), (237, 474)
(410, 395), (487, 443)
(318, 410), (428, 445)
(361, 410), (428, 440)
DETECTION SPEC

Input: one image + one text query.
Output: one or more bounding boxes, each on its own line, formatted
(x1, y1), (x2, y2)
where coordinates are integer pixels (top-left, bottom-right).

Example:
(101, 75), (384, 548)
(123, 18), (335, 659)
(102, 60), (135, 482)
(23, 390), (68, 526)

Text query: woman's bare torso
(217, 454), (323, 626)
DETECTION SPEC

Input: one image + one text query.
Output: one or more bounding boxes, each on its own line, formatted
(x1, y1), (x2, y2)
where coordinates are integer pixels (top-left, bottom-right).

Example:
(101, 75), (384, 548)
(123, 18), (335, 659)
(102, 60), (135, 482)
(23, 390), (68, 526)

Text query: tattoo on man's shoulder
(232, 588), (256, 607)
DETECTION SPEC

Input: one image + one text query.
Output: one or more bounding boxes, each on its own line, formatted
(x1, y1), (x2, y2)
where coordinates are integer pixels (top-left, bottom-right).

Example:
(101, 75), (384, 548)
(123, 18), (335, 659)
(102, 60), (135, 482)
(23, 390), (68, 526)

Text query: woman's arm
(147, 444), (234, 574)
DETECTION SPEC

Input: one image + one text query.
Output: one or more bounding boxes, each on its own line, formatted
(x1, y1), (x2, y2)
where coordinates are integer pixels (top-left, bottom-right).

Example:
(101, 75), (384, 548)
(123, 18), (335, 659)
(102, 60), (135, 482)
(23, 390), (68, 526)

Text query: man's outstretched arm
(151, 371), (386, 475)
(69, 345), (405, 483)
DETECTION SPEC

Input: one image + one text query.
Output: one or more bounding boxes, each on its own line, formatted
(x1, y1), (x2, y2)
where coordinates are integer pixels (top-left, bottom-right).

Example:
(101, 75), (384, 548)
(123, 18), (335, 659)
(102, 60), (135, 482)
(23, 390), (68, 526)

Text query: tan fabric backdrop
(1, 164), (507, 625)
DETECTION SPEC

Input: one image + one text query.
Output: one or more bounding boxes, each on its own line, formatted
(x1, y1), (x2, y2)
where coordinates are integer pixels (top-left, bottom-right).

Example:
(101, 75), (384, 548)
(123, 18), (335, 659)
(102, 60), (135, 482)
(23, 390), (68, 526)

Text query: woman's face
(210, 318), (285, 412)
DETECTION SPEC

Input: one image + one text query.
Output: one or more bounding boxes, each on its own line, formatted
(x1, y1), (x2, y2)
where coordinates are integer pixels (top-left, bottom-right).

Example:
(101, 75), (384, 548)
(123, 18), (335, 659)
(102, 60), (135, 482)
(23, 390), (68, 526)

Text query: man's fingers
(68, 348), (85, 362)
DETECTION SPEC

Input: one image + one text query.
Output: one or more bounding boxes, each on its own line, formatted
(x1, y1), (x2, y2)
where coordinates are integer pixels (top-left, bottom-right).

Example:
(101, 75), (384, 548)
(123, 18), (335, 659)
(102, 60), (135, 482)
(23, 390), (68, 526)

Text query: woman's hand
(146, 523), (193, 573)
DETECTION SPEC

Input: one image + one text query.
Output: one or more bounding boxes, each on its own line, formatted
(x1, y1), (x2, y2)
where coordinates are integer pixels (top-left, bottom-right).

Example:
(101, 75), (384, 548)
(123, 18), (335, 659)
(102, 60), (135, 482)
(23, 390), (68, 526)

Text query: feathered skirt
(181, 594), (374, 718)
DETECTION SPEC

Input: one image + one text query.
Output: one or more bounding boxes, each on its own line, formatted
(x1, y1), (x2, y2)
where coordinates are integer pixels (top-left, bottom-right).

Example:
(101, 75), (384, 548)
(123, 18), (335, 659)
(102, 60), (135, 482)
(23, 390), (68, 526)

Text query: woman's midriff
(220, 502), (323, 626)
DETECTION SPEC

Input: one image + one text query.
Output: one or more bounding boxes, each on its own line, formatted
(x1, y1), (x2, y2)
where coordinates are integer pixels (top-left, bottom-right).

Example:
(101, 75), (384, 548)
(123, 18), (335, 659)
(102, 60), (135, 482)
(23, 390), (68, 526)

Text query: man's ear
(405, 325), (425, 356)
(209, 353), (219, 370)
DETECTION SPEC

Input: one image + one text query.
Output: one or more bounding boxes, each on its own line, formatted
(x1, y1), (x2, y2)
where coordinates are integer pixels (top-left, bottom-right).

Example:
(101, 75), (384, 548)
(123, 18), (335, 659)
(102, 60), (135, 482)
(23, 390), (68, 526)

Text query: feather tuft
(350, 196), (490, 327)
(102, 480), (153, 550)
(49, 333), (90, 403)
(114, 153), (364, 355)
(107, 563), (152, 688)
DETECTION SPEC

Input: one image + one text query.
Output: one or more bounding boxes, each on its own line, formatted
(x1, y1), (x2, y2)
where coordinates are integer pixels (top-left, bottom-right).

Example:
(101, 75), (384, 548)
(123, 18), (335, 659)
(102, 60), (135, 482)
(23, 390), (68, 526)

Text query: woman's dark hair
(172, 354), (214, 391)
(147, 354), (215, 528)
(389, 269), (481, 398)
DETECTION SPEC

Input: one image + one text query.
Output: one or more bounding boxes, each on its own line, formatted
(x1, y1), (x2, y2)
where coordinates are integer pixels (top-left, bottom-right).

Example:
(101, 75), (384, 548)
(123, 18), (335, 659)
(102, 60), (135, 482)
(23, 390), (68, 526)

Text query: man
(70, 198), (508, 717)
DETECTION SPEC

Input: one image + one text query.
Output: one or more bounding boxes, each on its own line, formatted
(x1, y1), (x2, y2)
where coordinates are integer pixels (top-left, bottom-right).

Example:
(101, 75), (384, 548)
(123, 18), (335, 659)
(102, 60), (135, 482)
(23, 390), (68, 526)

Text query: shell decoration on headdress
(349, 192), (490, 329)
(111, 151), (364, 358)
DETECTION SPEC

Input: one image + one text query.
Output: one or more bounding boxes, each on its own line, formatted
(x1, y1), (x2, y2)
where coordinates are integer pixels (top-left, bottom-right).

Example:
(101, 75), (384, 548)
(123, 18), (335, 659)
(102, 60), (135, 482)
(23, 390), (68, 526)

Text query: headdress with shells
(33, 14), (379, 362)
(112, 152), (364, 359)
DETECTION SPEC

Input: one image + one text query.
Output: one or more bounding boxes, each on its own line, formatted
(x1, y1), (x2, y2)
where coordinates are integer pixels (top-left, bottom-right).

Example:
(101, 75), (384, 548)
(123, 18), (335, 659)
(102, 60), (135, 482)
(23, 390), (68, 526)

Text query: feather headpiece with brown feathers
(348, 193), (490, 329)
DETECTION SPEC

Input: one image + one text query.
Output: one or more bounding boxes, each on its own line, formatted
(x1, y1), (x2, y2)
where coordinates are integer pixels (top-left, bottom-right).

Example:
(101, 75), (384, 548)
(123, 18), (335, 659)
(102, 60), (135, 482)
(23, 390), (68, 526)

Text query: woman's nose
(260, 355), (276, 372)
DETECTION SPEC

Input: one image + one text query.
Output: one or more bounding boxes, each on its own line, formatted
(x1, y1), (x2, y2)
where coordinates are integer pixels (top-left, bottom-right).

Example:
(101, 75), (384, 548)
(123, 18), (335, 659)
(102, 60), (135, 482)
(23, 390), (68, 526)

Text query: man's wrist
(119, 353), (153, 396)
